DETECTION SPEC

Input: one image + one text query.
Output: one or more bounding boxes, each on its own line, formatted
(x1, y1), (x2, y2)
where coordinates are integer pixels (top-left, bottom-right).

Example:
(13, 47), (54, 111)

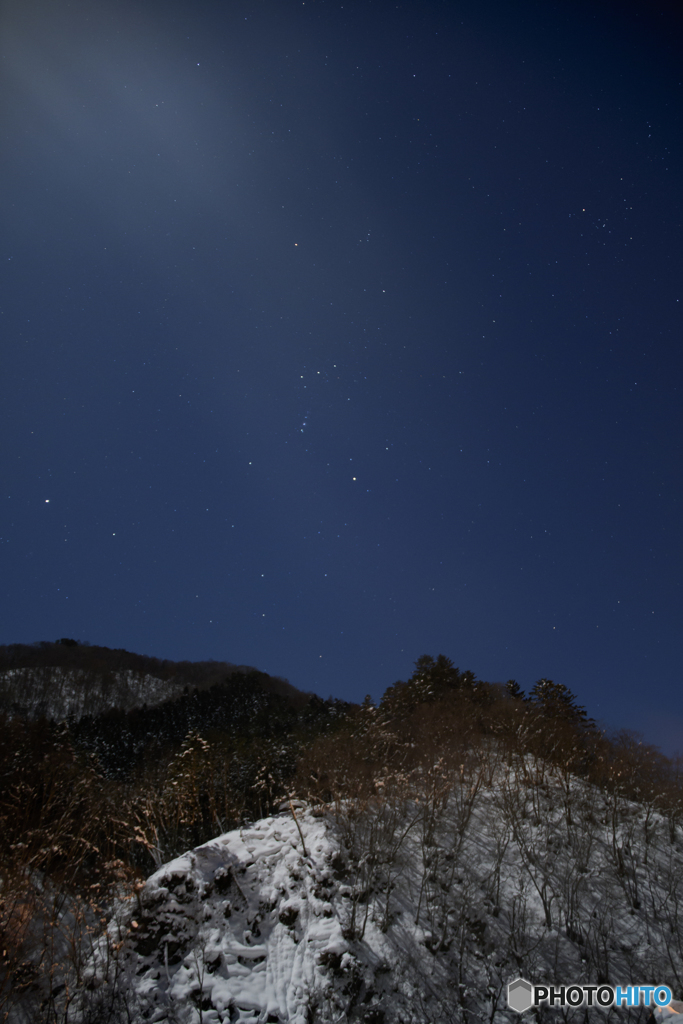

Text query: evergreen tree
(528, 678), (591, 727)
(505, 679), (525, 700)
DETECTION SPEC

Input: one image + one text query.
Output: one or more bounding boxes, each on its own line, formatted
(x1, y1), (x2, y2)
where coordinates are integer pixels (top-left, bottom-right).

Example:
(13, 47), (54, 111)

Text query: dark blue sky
(2, 0), (681, 749)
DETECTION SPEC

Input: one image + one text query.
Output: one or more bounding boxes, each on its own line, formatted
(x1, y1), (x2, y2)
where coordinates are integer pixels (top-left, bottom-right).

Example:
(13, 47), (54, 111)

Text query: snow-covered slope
(88, 756), (683, 1023)
(0, 666), (181, 720)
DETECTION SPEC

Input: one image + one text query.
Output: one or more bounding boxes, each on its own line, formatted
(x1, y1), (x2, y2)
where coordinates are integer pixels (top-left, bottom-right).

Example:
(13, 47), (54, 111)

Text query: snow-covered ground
(83, 753), (683, 1024)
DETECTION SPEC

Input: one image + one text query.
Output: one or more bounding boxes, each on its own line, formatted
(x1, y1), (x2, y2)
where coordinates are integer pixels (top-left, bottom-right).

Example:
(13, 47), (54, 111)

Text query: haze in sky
(1, 0), (681, 750)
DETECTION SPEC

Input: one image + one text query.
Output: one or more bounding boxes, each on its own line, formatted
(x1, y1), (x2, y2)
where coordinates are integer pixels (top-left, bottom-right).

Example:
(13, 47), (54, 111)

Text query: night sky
(2, 0), (681, 750)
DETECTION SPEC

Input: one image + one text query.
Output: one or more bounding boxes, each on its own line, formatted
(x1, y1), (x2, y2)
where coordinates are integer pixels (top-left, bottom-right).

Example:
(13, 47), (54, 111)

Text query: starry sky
(2, 0), (681, 750)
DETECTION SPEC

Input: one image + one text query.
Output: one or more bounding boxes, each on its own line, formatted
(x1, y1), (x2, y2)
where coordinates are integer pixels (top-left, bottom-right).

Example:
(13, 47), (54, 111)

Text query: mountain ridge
(0, 640), (306, 723)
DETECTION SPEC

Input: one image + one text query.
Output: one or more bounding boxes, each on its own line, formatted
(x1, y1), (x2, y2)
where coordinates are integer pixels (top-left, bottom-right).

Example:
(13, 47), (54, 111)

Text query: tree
(505, 680), (524, 700)
(527, 679), (590, 727)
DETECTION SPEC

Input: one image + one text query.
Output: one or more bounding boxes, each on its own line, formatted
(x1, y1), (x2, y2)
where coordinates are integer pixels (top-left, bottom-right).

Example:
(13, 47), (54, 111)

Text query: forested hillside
(2, 650), (682, 1024)
(0, 640), (301, 721)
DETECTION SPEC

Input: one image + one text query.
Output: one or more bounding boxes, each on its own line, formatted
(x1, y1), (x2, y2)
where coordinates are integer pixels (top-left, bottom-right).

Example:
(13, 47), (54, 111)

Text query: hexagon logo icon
(508, 978), (533, 1013)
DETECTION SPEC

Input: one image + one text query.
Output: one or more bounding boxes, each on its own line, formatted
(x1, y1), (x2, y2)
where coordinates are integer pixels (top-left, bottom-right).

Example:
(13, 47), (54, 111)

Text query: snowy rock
(115, 810), (355, 1023)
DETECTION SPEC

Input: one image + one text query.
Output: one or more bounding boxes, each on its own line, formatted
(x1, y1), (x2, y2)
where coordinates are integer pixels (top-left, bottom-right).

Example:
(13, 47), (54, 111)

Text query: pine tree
(528, 678), (591, 728)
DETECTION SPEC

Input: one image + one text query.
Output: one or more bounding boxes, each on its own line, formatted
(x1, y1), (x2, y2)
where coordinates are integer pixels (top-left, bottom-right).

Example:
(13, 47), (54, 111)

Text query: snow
(81, 753), (683, 1022)
(105, 810), (351, 1023)
(0, 666), (177, 720)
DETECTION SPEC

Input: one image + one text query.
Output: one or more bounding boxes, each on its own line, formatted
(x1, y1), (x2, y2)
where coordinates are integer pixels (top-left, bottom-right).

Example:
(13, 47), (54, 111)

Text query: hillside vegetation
(0, 640), (302, 722)
(1, 648), (682, 1023)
